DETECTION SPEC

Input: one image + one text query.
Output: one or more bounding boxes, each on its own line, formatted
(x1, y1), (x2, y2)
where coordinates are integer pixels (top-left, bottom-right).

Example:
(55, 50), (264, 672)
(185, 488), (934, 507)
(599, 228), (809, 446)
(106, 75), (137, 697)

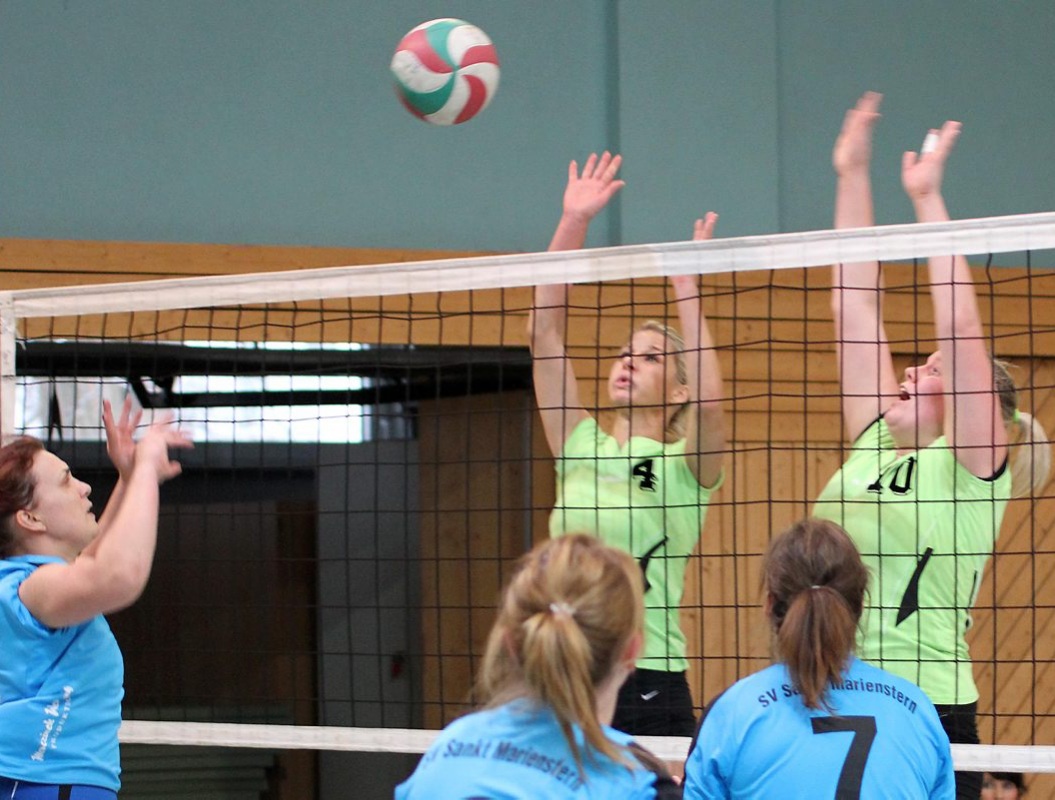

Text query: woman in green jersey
(814, 92), (1051, 800)
(528, 152), (726, 736)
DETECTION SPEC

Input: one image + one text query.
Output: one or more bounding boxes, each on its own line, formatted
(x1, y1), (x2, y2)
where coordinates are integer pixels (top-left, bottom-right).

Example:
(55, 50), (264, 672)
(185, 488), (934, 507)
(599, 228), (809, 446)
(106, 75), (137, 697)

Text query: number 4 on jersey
(632, 459), (657, 491)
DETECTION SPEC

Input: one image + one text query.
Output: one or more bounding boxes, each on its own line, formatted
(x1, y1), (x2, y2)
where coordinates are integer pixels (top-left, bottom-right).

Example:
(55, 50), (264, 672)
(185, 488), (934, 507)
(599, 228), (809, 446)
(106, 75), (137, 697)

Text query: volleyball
(390, 18), (500, 126)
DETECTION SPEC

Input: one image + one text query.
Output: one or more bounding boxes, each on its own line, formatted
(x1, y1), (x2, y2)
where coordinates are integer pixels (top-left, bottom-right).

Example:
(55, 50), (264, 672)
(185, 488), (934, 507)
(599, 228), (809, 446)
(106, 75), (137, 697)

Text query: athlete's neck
(610, 408), (668, 445)
(890, 430), (939, 458)
(595, 671), (624, 727)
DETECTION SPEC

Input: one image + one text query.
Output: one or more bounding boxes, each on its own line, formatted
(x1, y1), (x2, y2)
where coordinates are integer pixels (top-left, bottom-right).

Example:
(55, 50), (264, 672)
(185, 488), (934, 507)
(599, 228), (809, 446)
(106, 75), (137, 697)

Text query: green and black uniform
(550, 417), (720, 735)
(814, 417), (1009, 799)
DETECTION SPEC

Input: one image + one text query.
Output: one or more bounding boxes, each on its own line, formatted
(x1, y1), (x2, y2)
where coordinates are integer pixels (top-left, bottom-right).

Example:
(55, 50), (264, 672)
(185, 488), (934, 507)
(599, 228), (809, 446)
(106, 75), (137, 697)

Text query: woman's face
(982, 773), (1022, 800)
(607, 328), (686, 410)
(884, 351), (945, 442)
(26, 450), (99, 554)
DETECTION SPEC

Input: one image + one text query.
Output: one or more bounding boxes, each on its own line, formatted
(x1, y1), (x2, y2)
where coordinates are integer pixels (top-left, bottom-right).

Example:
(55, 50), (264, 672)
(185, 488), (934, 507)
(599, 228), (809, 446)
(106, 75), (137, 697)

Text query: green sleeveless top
(550, 417), (720, 671)
(814, 418), (1010, 704)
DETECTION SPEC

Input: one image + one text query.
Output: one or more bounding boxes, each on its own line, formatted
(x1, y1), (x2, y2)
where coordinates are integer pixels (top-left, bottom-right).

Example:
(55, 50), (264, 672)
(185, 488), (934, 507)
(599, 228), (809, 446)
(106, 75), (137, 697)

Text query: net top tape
(3, 212), (1055, 319)
(119, 721), (1055, 772)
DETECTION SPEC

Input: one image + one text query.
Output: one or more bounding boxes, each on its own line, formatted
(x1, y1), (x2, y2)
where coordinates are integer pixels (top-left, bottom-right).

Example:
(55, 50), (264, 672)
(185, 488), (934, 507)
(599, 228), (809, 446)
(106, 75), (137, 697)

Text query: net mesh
(2, 213), (1055, 795)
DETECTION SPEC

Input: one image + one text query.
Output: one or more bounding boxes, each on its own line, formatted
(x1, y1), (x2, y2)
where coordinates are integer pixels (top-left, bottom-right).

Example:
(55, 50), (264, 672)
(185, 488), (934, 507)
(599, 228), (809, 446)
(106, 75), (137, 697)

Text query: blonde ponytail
(1008, 410), (1052, 498)
(992, 360), (1052, 497)
(520, 607), (601, 765)
(478, 535), (644, 775)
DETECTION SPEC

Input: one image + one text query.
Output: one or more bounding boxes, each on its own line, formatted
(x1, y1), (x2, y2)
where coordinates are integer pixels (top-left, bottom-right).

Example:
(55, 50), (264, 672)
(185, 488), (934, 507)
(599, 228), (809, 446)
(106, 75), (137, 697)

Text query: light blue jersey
(684, 658), (954, 800)
(395, 699), (679, 799)
(0, 557), (123, 790)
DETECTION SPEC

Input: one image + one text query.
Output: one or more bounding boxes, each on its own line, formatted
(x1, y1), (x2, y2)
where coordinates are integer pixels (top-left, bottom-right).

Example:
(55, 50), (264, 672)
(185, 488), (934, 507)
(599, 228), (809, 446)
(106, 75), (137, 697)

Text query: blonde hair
(638, 320), (690, 440)
(477, 535), (644, 775)
(993, 359), (1052, 497)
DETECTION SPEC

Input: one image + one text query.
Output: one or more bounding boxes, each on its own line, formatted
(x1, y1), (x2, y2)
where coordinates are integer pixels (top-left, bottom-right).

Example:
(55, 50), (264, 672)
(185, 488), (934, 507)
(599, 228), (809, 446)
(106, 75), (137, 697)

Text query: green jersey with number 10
(814, 418), (1010, 705)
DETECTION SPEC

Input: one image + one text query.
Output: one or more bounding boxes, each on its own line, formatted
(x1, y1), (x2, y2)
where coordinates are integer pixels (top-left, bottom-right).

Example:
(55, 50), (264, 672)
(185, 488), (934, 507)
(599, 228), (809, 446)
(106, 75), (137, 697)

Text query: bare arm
(831, 92), (900, 442)
(89, 396), (141, 543)
(671, 213), (725, 488)
(19, 421), (192, 628)
(902, 121), (1007, 475)
(530, 152), (625, 455)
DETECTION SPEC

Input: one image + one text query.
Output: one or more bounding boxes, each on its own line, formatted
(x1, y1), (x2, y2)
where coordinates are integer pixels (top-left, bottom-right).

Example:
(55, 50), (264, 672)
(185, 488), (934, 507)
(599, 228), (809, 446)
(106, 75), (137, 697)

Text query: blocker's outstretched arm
(529, 152), (624, 456)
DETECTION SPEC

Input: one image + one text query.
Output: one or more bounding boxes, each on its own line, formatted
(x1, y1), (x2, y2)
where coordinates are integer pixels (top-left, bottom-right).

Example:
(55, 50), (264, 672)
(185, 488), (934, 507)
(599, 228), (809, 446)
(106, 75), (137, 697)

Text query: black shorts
(934, 701), (981, 800)
(612, 668), (696, 737)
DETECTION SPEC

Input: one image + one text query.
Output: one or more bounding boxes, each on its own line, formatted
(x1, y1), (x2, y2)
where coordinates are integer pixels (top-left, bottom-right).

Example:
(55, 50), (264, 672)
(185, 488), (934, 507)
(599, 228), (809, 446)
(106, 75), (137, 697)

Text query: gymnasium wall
(2, 1), (1054, 255)
(3, 2), (1054, 794)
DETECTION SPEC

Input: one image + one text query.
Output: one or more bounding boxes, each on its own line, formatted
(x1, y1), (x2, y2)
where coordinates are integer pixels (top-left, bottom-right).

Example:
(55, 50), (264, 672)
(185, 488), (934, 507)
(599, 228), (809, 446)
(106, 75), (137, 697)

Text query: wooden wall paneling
(969, 366), (1055, 750)
(0, 237), (486, 286)
(417, 391), (538, 727)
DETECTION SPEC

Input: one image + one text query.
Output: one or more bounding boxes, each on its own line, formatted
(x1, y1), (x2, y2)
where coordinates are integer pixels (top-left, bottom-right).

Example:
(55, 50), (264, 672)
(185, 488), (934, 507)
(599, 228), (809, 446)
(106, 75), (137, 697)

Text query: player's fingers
(938, 120), (961, 155)
(694, 212), (718, 241)
(603, 153), (622, 182)
(921, 130), (939, 155)
(150, 410), (175, 429)
(162, 461), (184, 481)
(594, 151), (612, 178)
(121, 394), (134, 422)
(581, 152), (599, 179)
(164, 431), (195, 450)
(102, 399), (115, 431)
(857, 91), (882, 113)
(601, 180), (626, 202)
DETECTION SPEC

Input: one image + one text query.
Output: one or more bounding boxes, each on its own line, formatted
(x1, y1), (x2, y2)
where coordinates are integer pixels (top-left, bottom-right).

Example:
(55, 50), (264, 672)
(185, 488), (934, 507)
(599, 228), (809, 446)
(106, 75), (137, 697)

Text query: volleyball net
(2, 212), (1055, 794)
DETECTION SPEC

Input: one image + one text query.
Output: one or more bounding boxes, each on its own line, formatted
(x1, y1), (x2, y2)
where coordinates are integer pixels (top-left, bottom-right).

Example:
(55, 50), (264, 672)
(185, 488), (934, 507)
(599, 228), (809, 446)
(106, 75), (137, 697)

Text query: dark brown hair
(0, 437), (45, 558)
(764, 518), (869, 710)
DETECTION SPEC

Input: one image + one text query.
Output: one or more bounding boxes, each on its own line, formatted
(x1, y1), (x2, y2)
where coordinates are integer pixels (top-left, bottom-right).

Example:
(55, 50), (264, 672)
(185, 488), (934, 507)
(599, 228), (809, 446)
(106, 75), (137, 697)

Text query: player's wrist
(558, 209), (594, 228)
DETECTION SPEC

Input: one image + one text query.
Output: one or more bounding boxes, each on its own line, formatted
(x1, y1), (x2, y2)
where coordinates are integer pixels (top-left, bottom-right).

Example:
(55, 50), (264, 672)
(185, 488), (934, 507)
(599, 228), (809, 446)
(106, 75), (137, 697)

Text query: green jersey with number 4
(550, 417), (720, 672)
(814, 418), (1010, 705)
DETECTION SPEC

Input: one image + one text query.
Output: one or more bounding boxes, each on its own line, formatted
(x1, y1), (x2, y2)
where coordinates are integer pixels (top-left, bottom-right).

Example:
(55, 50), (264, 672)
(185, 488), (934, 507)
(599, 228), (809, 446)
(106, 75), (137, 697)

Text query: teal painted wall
(777, 1), (1055, 232)
(1, 1), (1053, 251)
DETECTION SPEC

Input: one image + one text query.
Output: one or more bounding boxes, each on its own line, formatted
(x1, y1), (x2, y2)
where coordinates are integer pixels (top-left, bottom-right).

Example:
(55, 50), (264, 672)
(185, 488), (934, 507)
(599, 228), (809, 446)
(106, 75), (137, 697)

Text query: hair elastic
(1013, 408), (1022, 424)
(549, 602), (575, 618)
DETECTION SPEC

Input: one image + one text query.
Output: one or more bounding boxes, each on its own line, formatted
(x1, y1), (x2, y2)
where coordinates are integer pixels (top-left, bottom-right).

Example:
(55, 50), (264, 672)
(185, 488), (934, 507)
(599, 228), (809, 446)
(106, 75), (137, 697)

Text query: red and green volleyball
(390, 18), (500, 126)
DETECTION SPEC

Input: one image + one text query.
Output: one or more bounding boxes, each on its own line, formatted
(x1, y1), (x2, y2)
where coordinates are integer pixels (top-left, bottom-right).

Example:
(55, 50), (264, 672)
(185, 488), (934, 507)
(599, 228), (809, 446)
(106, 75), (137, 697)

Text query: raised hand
(102, 396), (143, 479)
(561, 151), (625, 224)
(670, 212), (719, 296)
(902, 120), (961, 202)
(833, 92), (882, 176)
(693, 211), (718, 242)
(133, 415), (194, 484)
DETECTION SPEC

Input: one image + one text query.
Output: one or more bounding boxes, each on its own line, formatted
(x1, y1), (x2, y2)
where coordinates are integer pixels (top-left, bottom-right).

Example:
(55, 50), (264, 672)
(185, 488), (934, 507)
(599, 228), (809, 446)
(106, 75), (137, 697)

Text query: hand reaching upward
(833, 91), (882, 176)
(560, 151), (625, 225)
(902, 120), (961, 202)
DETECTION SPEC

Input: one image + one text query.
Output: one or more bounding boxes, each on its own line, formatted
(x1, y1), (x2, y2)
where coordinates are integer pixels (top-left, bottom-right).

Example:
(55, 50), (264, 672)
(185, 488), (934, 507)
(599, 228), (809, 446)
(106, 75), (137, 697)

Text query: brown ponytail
(764, 518), (869, 710)
(478, 534), (644, 774)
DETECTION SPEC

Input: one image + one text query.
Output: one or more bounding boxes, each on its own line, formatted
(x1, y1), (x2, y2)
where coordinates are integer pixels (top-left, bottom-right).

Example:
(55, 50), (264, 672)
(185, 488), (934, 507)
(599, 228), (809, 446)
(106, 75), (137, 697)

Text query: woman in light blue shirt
(684, 519), (954, 800)
(396, 534), (682, 799)
(0, 400), (190, 799)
